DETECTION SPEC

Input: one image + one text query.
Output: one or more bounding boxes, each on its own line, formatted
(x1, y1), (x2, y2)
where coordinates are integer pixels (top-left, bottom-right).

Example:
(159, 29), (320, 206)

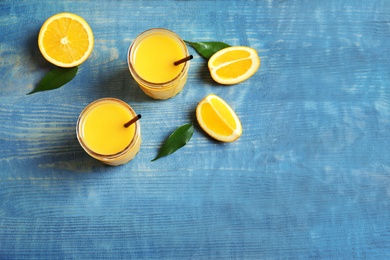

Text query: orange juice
(77, 98), (141, 166)
(128, 28), (190, 99)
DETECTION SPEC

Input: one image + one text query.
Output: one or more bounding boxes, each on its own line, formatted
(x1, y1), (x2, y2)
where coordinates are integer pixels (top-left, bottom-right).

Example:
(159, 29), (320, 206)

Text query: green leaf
(184, 40), (230, 59)
(27, 66), (78, 95)
(152, 123), (194, 162)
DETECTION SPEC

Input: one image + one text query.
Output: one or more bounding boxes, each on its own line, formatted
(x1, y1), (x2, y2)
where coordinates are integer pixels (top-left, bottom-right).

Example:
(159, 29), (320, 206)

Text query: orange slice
(196, 94), (242, 142)
(38, 12), (94, 67)
(208, 46), (260, 85)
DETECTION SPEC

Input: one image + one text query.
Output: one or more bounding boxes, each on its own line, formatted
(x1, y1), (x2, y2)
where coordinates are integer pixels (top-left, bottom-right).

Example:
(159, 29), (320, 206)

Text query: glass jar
(76, 98), (141, 166)
(128, 28), (190, 100)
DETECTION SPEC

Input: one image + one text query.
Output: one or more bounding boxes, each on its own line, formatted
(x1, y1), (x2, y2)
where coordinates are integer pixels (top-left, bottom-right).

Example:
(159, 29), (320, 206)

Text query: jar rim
(76, 98), (141, 159)
(127, 28), (190, 89)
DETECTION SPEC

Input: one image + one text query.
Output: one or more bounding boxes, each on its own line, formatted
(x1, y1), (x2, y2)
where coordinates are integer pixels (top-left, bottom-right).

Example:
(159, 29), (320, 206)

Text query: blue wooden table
(1, 0), (389, 258)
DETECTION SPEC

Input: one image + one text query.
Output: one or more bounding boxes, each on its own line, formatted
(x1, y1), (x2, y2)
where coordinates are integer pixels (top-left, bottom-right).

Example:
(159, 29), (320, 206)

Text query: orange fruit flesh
(196, 94), (242, 142)
(200, 103), (233, 136)
(42, 17), (90, 64)
(211, 50), (251, 66)
(215, 59), (253, 79)
(200, 97), (239, 137)
(208, 46), (260, 85)
(209, 98), (237, 130)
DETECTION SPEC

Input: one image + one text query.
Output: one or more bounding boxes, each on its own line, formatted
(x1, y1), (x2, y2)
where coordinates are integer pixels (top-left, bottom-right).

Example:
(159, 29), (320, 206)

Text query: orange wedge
(196, 94), (242, 142)
(38, 12), (94, 67)
(208, 46), (260, 85)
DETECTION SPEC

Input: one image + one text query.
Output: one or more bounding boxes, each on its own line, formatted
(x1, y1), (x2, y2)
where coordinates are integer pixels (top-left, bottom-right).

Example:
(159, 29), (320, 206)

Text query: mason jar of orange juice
(127, 28), (190, 100)
(76, 98), (141, 166)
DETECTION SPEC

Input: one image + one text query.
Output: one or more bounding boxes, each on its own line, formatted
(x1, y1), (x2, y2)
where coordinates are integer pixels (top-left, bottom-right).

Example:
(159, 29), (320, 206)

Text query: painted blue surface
(1, 0), (389, 258)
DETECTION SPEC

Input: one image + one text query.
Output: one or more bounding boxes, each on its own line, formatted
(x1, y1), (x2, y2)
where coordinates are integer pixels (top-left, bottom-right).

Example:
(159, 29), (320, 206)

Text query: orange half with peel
(196, 94), (242, 142)
(38, 12), (94, 67)
(208, 46), (260, 85)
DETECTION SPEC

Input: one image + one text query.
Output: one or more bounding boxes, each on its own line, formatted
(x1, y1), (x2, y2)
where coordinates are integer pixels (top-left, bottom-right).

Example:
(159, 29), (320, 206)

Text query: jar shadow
(32, 130), (112, 174)
(94, 67), (157, 104)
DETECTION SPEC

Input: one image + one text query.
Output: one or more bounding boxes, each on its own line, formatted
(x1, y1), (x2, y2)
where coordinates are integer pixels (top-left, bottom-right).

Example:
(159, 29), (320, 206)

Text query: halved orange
(38, 12), (94, 67)
(196, 94), (242, 142)
(208, 46), (260, 85)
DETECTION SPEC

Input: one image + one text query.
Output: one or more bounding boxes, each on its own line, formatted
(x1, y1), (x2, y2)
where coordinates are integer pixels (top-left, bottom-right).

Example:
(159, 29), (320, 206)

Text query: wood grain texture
(1, 0), (390, 258)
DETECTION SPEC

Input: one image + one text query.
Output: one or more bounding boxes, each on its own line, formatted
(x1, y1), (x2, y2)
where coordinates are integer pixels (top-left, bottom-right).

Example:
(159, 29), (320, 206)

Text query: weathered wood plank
(0, 0), (389, 259)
